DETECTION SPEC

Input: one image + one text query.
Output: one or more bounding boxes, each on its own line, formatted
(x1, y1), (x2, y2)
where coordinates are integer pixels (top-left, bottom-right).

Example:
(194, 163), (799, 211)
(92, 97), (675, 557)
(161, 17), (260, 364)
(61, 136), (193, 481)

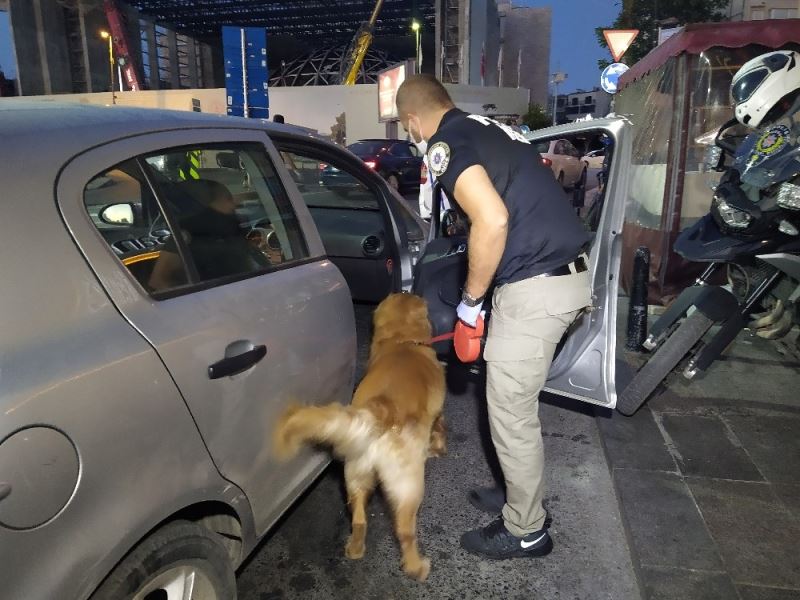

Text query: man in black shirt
(396, 75), (591, 560)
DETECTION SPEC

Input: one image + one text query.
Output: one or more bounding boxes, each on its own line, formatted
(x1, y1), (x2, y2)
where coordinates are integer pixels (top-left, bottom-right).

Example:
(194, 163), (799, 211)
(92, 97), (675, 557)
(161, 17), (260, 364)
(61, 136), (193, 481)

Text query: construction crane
(339, 0), (385, 85)
(103, 0), (142, 91)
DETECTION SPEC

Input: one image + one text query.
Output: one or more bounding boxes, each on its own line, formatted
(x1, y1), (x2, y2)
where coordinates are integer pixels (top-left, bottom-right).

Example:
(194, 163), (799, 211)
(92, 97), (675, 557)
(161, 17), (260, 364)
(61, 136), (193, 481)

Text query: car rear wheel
(91, 521), (236, 600)
(557, 172), (565, 188)
(386, 174), (400, 190)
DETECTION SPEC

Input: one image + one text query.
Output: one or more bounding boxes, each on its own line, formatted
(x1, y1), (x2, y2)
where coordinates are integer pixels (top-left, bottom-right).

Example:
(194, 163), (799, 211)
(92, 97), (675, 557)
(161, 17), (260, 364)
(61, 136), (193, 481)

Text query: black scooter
(617, 118), (800, 415)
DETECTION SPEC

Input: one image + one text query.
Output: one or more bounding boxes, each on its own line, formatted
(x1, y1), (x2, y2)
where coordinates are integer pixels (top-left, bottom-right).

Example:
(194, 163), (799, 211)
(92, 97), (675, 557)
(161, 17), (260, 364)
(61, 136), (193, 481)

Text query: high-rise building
(434, 1), (551, 106)
(497, 2), (551, 108)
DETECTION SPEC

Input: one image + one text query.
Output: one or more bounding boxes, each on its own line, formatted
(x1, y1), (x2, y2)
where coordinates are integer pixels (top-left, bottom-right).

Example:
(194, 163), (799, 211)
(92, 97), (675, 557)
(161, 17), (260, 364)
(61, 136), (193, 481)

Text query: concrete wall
(26, 87), (228, 113)
(17, 83), (530, 144)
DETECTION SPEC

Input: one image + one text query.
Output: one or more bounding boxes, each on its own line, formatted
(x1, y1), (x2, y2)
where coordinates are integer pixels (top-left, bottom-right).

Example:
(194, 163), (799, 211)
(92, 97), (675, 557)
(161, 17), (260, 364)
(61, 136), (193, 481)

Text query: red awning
(618, 19), (800, 90)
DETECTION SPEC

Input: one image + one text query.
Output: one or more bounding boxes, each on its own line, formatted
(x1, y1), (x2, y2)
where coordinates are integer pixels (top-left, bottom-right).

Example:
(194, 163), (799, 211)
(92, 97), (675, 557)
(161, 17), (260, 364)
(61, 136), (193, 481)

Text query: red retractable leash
(429, 315), (486, 363)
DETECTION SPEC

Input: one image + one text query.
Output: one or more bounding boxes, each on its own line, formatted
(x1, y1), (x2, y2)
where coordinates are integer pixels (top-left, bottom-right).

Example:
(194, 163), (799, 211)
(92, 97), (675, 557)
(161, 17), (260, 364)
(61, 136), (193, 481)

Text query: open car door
(412, 118), (631, 409)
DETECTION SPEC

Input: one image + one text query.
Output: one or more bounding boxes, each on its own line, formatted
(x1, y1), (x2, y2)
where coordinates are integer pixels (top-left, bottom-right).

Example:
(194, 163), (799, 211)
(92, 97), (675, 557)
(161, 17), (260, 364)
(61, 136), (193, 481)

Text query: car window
(390, 143), (414, 158)
(84, 143), (309, 297)
(84, 160), (189, 293)
(348, 141), (388, 155)
(279, 150), (380, 211)
(534, 141), (550, 154)
(554, 141), (565, 155)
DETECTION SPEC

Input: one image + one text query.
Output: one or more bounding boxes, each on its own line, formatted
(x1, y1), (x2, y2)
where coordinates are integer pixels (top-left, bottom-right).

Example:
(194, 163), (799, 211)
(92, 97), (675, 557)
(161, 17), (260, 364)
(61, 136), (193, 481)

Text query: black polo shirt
(427, 108), (590, 285)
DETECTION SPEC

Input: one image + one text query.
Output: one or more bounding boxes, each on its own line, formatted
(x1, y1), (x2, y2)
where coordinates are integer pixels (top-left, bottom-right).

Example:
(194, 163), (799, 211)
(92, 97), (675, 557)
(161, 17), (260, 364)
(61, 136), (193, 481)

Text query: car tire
(616, 311), (714, 416)
(90, 520), (237, 600)
(387, 174), (400, 190)
(557, 172), (565, 188)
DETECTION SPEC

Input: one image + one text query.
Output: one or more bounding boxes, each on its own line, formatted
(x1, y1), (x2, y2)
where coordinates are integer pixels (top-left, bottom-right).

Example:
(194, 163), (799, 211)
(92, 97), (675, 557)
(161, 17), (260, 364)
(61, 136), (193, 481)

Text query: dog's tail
(273, 402), (380, 461)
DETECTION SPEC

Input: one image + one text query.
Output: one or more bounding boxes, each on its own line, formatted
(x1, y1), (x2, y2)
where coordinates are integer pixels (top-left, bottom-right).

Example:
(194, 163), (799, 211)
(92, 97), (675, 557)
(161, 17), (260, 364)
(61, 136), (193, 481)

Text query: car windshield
(535, 142), (550, 154)
(348, 141), (389, 155)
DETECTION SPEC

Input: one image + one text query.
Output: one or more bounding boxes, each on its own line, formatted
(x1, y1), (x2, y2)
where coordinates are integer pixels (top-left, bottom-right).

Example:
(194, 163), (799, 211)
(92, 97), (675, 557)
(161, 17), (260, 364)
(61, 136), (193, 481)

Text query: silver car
(0, 104), (626, 599)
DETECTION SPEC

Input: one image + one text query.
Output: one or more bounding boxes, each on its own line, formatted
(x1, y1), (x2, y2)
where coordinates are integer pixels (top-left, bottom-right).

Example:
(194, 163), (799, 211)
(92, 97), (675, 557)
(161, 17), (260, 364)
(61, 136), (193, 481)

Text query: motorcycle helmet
(731, 50), (800, 128)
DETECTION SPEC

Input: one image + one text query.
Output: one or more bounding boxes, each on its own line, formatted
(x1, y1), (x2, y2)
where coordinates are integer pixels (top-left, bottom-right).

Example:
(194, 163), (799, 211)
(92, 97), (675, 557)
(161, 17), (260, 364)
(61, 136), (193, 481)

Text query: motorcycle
(617, 117), (800, 416)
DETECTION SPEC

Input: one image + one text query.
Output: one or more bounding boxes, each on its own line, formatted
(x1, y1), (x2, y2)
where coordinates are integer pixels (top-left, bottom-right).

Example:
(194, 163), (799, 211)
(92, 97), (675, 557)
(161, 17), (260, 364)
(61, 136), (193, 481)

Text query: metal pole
(552, 81), (558, 125)
(416, 28), (421, 73)
(626, 246), (651, 351)
(108, 36), (116, 104)
(240, 28), (248, 118)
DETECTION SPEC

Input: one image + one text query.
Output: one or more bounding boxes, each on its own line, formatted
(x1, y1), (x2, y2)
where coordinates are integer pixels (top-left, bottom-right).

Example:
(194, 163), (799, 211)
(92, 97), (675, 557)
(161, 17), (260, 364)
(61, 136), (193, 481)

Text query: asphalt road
(236, 367), (639, 600)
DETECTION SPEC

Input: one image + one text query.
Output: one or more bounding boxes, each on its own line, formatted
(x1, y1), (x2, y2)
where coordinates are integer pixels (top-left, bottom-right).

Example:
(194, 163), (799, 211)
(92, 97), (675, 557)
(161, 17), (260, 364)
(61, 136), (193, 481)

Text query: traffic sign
(603, 29), (639, 62)
(601, 62), (629, 94)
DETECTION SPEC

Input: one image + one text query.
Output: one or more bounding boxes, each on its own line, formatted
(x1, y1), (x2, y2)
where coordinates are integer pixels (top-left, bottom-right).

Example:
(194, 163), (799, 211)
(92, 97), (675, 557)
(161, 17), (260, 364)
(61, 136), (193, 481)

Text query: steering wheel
(246, 221), (283, 264)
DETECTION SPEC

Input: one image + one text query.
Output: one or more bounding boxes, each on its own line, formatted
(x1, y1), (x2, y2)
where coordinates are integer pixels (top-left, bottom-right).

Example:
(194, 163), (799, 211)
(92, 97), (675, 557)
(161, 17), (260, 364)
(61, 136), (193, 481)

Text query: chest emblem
(428, 142), (450, 177)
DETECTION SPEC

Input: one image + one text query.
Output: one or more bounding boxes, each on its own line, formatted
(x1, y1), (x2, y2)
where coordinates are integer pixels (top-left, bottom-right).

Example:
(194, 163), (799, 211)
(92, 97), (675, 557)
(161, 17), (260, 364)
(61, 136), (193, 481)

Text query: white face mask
(408, 116), (428, 155)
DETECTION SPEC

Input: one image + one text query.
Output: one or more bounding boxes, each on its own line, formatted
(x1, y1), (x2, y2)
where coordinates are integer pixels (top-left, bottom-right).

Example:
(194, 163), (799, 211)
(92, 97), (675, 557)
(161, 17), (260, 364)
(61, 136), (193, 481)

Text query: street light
(100, 30), (115, 105)
(411, 20), (421, 73)
(551, 71), (567, 125)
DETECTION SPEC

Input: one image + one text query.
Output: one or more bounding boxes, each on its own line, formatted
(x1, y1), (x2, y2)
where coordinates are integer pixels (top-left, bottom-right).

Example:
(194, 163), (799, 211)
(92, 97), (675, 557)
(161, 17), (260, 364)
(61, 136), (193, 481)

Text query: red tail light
(319, 163), (327, 170)
(541, 157), (552, 167)
(420, 162), (428, 184)
(364, 160), (377, 170)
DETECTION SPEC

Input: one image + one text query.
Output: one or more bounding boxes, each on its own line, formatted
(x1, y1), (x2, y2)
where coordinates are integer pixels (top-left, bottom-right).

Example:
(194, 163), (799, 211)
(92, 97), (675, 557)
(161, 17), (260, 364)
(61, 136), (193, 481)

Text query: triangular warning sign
(603, 29), (639, 62)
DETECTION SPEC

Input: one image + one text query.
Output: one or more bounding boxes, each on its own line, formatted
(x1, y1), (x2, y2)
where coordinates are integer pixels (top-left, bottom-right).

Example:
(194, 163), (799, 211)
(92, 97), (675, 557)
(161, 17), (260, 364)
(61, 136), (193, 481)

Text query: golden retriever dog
(273, 293), (446, 581)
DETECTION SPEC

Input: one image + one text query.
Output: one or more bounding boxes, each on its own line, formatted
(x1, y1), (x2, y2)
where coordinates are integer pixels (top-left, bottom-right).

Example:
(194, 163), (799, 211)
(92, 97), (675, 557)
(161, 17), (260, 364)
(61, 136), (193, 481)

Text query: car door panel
(413, 120), (629, 408)
(57, 128), (357, 536)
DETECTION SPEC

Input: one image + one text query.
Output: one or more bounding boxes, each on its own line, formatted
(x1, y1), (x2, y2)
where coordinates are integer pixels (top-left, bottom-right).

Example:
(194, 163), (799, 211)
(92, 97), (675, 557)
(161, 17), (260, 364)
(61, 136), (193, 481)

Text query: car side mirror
(216, 151), (241, 170)
(441, 209), (468, 238)
(99, 203), (135, 225)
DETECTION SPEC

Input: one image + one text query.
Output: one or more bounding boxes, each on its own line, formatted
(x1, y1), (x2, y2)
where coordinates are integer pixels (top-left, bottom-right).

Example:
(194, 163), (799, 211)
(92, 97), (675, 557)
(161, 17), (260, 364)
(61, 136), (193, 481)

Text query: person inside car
(148, 179), (271, 291)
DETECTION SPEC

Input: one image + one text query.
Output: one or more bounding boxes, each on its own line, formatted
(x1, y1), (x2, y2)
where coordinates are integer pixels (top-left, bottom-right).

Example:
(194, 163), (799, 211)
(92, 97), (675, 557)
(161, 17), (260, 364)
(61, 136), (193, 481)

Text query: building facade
(727, 0), (799, 20)
(497, 2), (551, 109)
(2, 0), (216, 96)
(434, 1), (550, 109)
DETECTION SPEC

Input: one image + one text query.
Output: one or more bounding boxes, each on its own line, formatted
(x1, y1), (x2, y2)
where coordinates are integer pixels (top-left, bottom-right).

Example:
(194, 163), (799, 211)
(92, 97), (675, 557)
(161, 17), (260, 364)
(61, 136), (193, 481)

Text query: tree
(595, 0), (729, 69)
(522, 104), (551, 131)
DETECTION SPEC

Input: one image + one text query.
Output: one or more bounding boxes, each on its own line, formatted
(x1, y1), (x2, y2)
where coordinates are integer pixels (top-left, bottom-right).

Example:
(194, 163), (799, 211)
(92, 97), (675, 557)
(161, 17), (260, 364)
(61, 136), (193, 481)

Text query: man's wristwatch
(461, 290), (485, 307)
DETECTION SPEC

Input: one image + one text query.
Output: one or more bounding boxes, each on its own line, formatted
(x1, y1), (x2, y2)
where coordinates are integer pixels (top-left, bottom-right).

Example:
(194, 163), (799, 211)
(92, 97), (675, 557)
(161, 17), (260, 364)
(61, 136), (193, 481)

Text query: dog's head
(372, 293), (432, 347)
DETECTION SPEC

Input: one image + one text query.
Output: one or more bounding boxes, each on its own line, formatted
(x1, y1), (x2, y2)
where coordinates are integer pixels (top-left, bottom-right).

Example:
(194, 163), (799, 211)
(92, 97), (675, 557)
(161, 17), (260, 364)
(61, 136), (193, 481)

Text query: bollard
(626, 246), (650, 351)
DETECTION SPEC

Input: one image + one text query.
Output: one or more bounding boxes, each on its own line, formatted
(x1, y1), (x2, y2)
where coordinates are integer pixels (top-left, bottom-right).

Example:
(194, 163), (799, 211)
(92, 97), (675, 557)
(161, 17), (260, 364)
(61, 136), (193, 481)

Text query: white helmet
(731, 50), (800, 128)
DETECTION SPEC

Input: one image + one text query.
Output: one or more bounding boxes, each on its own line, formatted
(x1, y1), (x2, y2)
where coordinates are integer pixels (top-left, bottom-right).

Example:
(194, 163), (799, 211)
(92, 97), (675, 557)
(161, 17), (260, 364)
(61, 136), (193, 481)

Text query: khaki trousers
(483, 268), (591, 537)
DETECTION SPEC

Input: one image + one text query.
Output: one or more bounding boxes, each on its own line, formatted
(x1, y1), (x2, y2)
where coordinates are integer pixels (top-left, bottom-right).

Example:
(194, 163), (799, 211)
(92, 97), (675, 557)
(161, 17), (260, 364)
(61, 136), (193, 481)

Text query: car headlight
(714, 196), (752, 229)
(777, 182), (800, 210)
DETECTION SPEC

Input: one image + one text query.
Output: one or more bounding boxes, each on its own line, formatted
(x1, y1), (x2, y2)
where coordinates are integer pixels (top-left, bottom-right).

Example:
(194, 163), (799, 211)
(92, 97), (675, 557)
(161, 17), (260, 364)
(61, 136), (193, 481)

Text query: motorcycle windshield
(735, 123), (800, 188)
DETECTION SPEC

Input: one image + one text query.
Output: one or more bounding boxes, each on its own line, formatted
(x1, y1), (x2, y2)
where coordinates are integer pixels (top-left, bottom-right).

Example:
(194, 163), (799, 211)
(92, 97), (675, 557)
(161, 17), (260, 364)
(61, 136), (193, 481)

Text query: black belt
(534, 255), (588, 279)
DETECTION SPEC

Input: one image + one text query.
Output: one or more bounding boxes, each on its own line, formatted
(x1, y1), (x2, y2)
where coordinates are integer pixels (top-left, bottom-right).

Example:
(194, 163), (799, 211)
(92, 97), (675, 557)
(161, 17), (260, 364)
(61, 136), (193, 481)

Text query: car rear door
(57, 127), (356, 535)
(413, 119), (630, 408)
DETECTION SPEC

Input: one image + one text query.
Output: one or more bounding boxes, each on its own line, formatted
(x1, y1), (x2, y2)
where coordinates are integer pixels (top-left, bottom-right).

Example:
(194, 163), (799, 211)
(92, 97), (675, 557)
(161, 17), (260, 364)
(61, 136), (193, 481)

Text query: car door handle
(208, 344), (267, 379)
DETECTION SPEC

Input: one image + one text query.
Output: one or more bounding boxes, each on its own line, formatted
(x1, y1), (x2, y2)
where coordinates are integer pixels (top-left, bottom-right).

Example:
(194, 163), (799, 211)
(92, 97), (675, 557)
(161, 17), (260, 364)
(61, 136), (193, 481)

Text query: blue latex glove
(457, 300), (484, 328)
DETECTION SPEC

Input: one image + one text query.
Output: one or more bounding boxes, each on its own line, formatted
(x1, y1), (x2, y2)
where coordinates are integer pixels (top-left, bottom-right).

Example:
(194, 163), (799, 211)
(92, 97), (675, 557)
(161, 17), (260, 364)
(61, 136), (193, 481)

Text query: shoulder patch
(427, 142), (450, 177)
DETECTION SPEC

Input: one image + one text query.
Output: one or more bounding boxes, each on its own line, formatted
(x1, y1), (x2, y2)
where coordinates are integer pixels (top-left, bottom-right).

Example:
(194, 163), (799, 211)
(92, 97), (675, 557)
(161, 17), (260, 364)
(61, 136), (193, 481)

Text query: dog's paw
(404, 557), (431, 582)
(427, 443), (447, 458)
(344, 537), (365, 560)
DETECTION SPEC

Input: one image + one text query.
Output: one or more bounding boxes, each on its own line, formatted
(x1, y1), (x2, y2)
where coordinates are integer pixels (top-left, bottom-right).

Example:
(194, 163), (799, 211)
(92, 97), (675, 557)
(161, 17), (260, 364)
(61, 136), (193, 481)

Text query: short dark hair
(396, 74), (454, 116)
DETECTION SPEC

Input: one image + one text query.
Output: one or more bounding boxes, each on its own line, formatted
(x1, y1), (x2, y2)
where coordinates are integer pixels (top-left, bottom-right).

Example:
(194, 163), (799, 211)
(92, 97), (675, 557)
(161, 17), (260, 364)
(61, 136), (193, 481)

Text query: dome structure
(270, 45), (397, 86)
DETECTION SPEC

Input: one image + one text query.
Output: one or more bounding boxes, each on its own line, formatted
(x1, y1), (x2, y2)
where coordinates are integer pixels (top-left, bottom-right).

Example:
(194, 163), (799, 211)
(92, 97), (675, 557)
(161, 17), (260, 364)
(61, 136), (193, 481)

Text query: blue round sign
(601, 62), (629, 94)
